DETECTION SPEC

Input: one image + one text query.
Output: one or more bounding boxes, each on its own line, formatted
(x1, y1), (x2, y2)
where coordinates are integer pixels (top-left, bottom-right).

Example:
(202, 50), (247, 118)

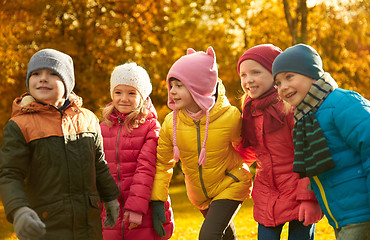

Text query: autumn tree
(0, 0), (368, 145)
(281, 0), (308, 44)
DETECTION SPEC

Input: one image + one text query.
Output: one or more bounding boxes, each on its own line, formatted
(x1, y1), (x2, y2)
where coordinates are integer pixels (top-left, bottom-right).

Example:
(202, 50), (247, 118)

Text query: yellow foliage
(0, 0), (368, 146)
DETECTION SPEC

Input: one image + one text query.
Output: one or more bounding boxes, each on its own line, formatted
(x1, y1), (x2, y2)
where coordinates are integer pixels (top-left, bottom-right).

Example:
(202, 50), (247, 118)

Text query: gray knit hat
(26, 49), (75, 99)
(110, 63), (152, 100)
(272, 44), (324, 80)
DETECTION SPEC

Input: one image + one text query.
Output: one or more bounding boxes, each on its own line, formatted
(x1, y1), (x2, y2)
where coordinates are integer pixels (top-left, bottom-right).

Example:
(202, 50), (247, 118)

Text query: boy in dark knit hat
(273, 43), (370, 240)
(0, 49), (120, 240)
(237, 44), (322, 240)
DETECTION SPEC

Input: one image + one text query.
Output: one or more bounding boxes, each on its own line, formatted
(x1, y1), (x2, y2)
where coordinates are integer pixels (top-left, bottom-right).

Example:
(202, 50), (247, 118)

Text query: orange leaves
(0, 0), (368, 146)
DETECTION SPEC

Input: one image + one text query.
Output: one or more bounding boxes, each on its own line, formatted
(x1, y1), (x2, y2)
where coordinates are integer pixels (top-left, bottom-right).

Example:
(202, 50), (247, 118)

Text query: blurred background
(0, 0), (368, 139)
(0, 0), (368, 239)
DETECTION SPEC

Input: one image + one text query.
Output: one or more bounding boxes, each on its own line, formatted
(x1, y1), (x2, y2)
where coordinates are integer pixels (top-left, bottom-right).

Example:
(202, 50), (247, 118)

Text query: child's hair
(103, 62), (152, 131)
(102, 98), (149, 131)
(169, 77), (180, 84)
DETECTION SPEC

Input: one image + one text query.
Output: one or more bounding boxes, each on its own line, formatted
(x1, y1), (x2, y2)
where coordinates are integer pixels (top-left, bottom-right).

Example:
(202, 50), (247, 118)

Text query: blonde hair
(102, 97), (150, 132)
(241, 92), (248, 110)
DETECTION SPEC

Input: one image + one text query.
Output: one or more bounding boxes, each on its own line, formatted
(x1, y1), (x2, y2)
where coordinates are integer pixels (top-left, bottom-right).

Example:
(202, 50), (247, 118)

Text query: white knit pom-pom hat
(110, 62), (152, 100)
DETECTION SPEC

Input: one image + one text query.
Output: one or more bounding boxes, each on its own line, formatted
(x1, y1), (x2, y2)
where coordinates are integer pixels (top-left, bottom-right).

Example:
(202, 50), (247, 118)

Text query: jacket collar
(11, 92), (81, 118)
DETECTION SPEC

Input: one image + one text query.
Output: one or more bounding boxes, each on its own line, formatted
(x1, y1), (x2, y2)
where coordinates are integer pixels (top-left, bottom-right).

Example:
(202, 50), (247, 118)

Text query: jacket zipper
(195, 121), (209, 199)
(312, 176), (338, 228)
(116, 118), (125, 238)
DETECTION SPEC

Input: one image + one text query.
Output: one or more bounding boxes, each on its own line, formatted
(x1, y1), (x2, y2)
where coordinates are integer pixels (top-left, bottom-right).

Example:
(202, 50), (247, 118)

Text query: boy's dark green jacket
(0, 93), (119, 240)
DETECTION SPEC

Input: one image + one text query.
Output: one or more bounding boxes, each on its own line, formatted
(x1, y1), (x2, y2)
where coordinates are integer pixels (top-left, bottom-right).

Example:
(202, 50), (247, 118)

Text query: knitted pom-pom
(173, 145), (180, 162)
(198, 147), (207, 167)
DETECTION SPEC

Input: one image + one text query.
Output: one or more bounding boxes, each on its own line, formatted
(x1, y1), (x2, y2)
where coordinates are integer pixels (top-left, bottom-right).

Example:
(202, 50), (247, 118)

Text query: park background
(0, 0), (368, 239)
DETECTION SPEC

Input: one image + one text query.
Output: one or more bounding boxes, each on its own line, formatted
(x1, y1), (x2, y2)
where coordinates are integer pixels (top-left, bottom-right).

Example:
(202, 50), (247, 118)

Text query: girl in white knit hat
(100, 62), (174, 240)
(150, 47), (254, 239)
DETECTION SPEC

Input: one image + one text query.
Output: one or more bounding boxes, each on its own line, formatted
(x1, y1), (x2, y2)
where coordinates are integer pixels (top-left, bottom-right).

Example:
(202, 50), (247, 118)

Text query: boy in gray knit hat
(0, 48), (120, 240)
(273, 43), (370, 240)
(26, 48), (75, 101)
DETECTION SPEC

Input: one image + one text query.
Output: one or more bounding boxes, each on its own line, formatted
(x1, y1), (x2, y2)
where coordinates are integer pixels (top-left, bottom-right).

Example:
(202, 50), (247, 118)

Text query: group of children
(0, 43), (369, 240)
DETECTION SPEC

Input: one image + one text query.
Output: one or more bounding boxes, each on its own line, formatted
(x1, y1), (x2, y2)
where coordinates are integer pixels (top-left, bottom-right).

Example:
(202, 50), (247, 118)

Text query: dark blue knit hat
(26, 49), (75, 99)
(272, 44), (324, 80)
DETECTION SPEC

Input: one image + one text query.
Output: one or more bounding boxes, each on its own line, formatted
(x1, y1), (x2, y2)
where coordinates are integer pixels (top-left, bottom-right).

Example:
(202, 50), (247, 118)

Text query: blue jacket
(311, 88), (370, 228)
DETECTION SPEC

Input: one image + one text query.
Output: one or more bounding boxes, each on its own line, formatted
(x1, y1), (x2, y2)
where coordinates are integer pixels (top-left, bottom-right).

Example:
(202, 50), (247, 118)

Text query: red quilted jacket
(100, 102), (174, 240)
(244, 100), (317, 227)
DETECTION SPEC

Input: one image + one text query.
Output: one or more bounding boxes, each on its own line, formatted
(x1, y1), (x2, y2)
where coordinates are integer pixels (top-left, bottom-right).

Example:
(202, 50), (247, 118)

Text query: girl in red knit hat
(150, 46), (254, 239)
(237, 44), (322, 240)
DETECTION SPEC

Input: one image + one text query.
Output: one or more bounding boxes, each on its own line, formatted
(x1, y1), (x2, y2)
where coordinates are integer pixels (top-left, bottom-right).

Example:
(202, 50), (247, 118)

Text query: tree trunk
(282, 0), (308, 44)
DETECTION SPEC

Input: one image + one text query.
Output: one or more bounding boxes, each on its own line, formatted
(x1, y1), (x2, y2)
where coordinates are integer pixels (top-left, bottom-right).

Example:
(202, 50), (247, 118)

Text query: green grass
(0, 176), (335, 240)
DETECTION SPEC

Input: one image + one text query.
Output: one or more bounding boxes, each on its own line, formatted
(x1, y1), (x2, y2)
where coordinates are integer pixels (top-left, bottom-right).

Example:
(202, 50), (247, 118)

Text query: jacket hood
(177, 79), (231, 126)
(11, 92), (81, 118)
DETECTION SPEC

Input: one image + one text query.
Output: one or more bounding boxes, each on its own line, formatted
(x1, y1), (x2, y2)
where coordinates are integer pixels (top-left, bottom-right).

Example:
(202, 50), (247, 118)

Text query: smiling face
(28, 69), (66, 108)
(275, 72), (316, 107)
(169, 79), (201, 112)
(239, 60), (274, 99)
(112, 84), (142, 114)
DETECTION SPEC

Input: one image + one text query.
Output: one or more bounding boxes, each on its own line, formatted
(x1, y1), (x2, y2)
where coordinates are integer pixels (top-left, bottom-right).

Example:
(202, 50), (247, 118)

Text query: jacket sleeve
(151, 114), (177, 202)
(332, 91), (370, 204)
(230, 107), (256, 166)
(125, 119), (160, 214)
(93, 116), (120, 202)
(0, 120), (31, 222)
(296, 177), (318, 201)
(234, 143), (256, 167)
(333, 91), (370, 169)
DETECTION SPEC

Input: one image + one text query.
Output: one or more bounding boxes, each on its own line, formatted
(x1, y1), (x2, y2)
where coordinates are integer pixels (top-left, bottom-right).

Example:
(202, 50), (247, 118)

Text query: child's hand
(104, 199), (120, 228)
(298, 200), (323, 226)
(151, 201), (166, 237)
(123, 211), (142, 229)
(13, 206), (46, 240)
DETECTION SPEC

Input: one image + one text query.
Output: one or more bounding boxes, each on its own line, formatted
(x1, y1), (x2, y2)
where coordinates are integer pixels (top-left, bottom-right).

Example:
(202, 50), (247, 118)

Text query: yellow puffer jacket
(151, 80), (253, 210)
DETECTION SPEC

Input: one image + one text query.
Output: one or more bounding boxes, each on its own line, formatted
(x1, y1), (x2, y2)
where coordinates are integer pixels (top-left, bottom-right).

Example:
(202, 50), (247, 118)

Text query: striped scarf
(293, 77), (337, 178)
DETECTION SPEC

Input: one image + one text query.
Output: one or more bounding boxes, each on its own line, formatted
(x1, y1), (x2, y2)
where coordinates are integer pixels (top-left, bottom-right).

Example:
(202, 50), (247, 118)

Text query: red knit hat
(237, 44), (282, 74)
(166, 46), (218, 167)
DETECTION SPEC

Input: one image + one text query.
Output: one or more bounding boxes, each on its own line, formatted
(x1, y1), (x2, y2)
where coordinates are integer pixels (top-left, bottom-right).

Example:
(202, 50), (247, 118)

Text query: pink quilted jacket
(100, 102), (174, 240)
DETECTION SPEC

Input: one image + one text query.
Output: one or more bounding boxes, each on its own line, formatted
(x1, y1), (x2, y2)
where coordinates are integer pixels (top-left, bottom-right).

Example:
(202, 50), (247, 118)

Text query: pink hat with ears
(166, 46), (218, 167)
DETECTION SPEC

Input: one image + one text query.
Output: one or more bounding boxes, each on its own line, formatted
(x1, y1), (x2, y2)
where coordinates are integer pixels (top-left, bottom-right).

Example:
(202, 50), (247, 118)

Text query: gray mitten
(103, 199), (120, 228)
(13, 206), (46, 240)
